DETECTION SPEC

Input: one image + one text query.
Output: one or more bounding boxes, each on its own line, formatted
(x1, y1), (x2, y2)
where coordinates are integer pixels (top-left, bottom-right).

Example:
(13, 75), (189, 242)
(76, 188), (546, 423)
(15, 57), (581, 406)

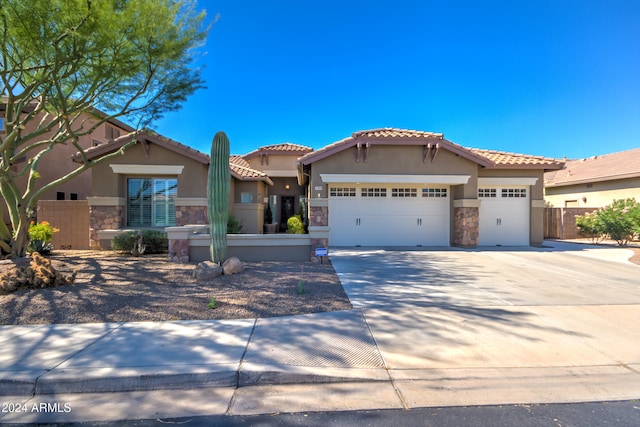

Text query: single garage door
(329, 185), (450, 246)
(478, 187), (530, 246)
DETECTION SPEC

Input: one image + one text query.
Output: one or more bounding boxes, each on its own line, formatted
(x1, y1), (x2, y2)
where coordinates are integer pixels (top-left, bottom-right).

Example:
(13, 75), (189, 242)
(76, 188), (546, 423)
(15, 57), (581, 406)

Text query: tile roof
(352, 128), (444, 139)
(545, 147), (640, 187)
(244, 142), (313, 159)
(297, 127), (564, 170)
(229, 155), (274, 184)
(468, 148), (563, 169)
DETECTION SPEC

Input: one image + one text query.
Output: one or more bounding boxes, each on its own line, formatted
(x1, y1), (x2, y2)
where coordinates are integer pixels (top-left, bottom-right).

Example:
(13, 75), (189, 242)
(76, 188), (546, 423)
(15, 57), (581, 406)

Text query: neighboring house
(544, 148), (640, 208)
(79, 130), (308, 248)
(0, 104), (133, 204)
(297, 128), (564, 248)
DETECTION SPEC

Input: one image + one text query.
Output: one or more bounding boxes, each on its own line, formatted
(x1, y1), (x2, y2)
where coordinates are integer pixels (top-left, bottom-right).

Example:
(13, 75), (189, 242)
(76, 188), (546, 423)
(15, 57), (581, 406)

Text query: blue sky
(153, 1), (640, 160)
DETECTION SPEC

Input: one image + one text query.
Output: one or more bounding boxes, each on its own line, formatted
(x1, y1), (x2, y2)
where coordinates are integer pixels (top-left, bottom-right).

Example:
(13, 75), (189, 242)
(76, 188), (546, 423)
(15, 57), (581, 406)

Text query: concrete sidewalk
(0, 310), (387, 397)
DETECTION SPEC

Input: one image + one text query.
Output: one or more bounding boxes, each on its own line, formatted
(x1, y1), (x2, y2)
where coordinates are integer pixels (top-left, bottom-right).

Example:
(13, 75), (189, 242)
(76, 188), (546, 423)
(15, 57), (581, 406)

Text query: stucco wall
(309, 145), (479, 198)
(246, 153), (300, 176)
(91, 142), (208, 198)
(545, 177), (640, 208)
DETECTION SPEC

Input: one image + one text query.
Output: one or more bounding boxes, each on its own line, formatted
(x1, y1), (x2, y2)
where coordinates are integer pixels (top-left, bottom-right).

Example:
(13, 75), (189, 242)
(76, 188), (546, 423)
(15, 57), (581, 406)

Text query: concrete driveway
(329, 241), (640, 407)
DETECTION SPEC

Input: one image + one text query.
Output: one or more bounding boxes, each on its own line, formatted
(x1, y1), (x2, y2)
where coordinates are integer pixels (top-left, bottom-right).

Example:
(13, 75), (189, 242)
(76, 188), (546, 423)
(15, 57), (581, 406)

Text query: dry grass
(0, 251), (352, 325)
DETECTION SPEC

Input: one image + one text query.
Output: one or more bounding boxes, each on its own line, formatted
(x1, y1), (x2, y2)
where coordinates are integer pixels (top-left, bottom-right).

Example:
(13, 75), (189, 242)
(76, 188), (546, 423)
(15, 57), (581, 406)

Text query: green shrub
(287, 215), (304, 234)
(596, 198), (640, 245)
(575, 198), (640, 246)
(575, 211), (605, 243)
(28, 221), (59, 254)
(111, 230), (168, 254)
(227, 215), (243, 233)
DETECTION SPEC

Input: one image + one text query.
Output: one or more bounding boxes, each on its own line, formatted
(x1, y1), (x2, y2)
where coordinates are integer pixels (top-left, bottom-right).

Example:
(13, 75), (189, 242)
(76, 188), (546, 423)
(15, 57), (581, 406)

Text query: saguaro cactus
(208, 131), (231, 264)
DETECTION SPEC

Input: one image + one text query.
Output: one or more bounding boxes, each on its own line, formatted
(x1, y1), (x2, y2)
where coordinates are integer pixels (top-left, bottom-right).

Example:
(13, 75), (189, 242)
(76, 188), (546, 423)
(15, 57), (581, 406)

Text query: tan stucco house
(297, 128), (564, 248)
(545, 148), (640, 208)
(79, 130), (310, 248)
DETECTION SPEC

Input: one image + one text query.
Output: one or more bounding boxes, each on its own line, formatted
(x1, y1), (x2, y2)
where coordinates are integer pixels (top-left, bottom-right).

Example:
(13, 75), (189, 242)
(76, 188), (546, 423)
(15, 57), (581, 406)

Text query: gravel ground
(0, 251), (352, 325)
(2, 247), (638, 326)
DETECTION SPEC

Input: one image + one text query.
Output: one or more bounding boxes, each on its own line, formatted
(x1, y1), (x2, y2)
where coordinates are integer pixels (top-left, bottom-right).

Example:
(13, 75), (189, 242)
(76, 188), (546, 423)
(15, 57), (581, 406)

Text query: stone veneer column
(308, 199), (330, 260)
(176, 206), (208, 226)
(453, 199), (480, 247)
(88, 197), (125, 249)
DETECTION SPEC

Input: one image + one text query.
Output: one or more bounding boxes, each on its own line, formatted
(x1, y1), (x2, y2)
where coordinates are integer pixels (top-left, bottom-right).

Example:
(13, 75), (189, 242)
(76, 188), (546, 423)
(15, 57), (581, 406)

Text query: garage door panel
(479, 187), (529, 246)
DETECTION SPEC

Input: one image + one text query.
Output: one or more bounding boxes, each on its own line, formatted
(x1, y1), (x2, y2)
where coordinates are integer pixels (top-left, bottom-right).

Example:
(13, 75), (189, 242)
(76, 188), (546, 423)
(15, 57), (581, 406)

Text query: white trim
(320, 174), (470, 184)
(260, 169), (298, 177)
(87, 196), (126, 206)
(478, 177), (538, 186)
(110, 164), (184, 175)
(453, 199), (481, 208)
(174, 197), (207, 207)
(309, 198), (329, 207)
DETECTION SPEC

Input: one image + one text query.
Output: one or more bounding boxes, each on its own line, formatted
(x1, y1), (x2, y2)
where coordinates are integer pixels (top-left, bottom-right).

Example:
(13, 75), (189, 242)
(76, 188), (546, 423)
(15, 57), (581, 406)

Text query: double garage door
(328, 185), (450, 246)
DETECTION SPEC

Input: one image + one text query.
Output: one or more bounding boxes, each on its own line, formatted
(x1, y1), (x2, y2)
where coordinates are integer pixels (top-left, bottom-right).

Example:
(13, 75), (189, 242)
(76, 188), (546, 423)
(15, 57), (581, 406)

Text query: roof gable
(75, 130), (273, 184)
(297, 127), (563, 170)
(545, 147), (640, 187)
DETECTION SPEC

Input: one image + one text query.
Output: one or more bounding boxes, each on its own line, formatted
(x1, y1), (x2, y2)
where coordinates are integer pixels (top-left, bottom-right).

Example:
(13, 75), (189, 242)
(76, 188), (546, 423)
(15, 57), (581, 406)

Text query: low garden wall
(165, 225), (314, 263)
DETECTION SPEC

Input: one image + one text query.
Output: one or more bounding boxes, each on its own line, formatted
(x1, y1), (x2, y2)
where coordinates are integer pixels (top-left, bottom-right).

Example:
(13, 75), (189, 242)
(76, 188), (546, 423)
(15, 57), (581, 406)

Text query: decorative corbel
(431, 143), (440, 162)
(141, 139), (150, 159)
(423, 143), (432, 163)
(355, 142), (362, 163)
(363, 142), (370, 163)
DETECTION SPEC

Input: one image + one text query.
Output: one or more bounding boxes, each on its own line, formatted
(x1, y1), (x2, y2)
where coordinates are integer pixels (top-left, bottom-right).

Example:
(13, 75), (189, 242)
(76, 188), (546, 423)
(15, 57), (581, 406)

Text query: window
(391, 188), (417, 198)
(127, 178), (177, 227)
(361, 188), (387, 197)
(70, 193), (78, 200)
(330, 187), (356, 197)
(56, 192), (65, 200)
(478, 188), (497, 198)
(241, 192), (253, 203)
(422, 188), (447, 198)
(501, 188), (527, 198)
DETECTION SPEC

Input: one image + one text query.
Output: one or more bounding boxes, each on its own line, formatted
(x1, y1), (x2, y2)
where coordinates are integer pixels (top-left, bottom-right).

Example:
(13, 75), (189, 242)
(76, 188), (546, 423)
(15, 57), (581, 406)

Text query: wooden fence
(544, 207), (598, 240)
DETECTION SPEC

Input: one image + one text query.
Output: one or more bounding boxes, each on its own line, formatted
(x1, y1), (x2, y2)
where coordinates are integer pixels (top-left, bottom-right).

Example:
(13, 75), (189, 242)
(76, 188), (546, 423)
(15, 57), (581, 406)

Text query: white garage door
(329, 185), (450, 246)
(478, 187), (530, 246)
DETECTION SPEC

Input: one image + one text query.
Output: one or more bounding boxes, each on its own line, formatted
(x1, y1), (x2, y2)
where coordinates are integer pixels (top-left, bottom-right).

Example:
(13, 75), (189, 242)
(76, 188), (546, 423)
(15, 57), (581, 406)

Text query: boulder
(222, 257), (245, 275)
(192, 261), (223, 280)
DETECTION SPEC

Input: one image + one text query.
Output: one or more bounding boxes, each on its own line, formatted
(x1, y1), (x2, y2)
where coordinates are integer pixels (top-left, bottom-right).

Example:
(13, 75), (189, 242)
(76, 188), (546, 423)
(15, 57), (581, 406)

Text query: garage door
(478, 187), (530, 246)
(329, 185), (450, 246)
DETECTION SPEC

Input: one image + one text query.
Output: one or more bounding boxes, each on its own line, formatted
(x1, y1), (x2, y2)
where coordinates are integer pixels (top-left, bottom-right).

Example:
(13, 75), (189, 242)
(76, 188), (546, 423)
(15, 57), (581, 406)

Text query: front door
(280, 196), (295, 232)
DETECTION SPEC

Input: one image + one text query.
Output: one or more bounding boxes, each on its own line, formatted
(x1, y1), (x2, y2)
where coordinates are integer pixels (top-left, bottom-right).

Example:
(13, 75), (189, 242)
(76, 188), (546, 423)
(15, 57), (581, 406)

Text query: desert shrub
(575, 211), (605, 244)
(111, 230), (168, 254)
(575, 198), (640, 246)
(287, 215), (305, 234)
(28, 221), (59, 254)
(597, 198), (640, 245)
(227, 215), (243, 234)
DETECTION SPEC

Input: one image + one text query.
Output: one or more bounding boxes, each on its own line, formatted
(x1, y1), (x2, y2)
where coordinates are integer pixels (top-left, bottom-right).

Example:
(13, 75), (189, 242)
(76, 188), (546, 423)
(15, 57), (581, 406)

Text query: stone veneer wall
(176, 206), (208, 226)
(89, 205), (123, 248)
(310, 206), (328, 227)
(168, 238), (190, 263)
(454, 207), (479, 247)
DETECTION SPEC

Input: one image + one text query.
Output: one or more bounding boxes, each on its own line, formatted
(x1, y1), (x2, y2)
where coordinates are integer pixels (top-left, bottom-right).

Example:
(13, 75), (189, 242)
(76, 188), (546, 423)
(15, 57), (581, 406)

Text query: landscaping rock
(222, 257), (245, 275)
(192, 261), (223, 280)
(0, 252), (76, 294)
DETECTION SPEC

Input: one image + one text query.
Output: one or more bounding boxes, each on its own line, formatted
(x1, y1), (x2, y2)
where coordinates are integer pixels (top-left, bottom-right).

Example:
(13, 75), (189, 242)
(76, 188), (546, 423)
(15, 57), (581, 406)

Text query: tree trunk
(11, 210), (31, 258)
